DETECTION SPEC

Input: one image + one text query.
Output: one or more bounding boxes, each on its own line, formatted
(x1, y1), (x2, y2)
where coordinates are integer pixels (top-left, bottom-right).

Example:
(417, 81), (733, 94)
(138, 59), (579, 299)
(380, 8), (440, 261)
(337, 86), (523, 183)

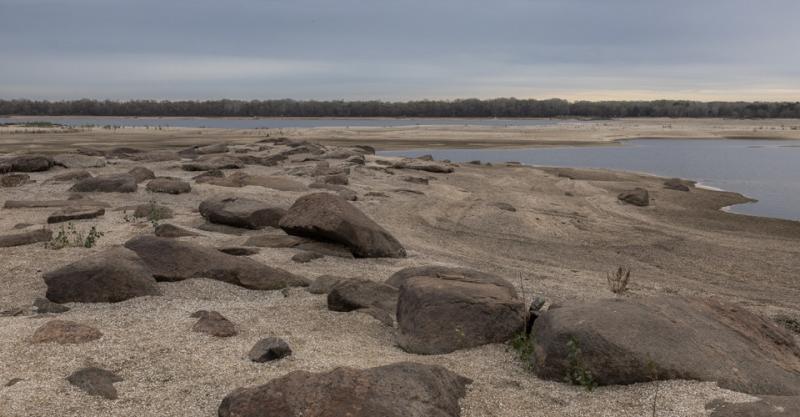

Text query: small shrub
(47, 223), (104, 249)
(564, 337), (597, 391)
(607, 266), (631, 295)
(508, 332), (535, 369)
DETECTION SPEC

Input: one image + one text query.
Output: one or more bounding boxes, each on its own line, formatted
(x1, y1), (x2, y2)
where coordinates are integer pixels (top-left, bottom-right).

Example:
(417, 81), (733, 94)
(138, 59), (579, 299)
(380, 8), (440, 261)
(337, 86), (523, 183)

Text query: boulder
(128, 166), (155, 183)
(199, 197), (287, 229)
(191, 310), (237, 337)
(52, 170), (92, 182)
(43, 247), (161, 303)
(146, 177), (191, 194)
(530, 296), (800, 395)
(318, 173), (349, 185)
(31, 320), (102, 344)
(218, 362), (470, 417)
(248, 337), (292, 362)
(395, 266), (525, 354)
(279, 193), (406, 258)
(708, 396), (800, 417)
(154, 223), (200, 238)
(192, 169), (224, 182)
(67, 367), (122, 400)
(69, 174), (138, 193)
(182, 155), (244, 171)
(618, 188), (650, 206)
(4, 155), (54, 172)
(328, 279), (398, 314)
(123, 235), (308, 290)
(1, 174), (30, 187)
(53, 154), (106, 168)
(47, 207), (105, 223)
(0, 229), (52, 248)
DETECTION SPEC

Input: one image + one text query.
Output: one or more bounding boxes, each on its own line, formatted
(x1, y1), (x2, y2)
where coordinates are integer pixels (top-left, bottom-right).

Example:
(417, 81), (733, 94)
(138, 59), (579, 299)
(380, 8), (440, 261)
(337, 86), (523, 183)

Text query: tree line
(1, 98), (799, 118)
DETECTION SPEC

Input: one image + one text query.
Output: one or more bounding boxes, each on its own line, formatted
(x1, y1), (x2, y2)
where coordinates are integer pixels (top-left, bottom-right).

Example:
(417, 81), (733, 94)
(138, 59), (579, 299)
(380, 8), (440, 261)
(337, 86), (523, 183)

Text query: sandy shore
(1, 124), (799, 416)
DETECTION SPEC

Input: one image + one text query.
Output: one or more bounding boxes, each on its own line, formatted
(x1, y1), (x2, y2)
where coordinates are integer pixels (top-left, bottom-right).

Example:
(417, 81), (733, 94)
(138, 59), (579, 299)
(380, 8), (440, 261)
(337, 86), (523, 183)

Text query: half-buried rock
(154, 223), (200, 238)
(199, 196), (287, 229)
(43, 247), (161, 303)
(218, 362), (471, 417)
(67, 367), (122, 400)
(279, 192), (406, 258)
(0, 229), (52, 248)
(248, 337), (292, 362)
(47, 207), (105, 223)
(530, 296), (800, 395)
(394, 266), (526, 354)
(123, 235), (308, 290)
(618, 188), (650, 206)
(69, 174), (137, 193)
(31, 320), (102, 344)
(1, 173), (30, 187)
(191, 310), (237, 337)
(146, 177), (191, 194)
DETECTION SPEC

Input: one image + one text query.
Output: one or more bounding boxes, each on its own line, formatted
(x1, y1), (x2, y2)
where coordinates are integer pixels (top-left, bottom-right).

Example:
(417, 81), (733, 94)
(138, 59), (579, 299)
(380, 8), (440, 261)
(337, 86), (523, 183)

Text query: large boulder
(69, 174), (138, 193)
(279, 193), (406, 258)
(395, 266), (525, 354)
(530, 296), (800, 395)
(218, 362), (471, 417)
(53, 154), (106, 168)
(199, 197), (287, 229)
(123, 235), (308, 290)
(43, 247), (161, 303)
(146, 177), (191, 194)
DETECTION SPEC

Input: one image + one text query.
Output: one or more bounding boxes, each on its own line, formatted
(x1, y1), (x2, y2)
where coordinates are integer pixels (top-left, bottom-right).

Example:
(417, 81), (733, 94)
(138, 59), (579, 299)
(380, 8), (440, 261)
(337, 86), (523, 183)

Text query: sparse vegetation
(508, 332), (535, 369)
(564, 337), (597, 391)
(607, 266), (631, 295)
(774, 315), (800, 334)
(47, 223), (104, 249)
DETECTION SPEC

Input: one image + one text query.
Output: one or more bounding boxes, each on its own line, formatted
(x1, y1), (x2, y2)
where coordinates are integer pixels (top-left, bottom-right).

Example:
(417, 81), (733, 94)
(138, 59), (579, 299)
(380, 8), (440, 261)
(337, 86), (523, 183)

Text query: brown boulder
(199, 197), (287, 229)
(69, 174), (137, 193)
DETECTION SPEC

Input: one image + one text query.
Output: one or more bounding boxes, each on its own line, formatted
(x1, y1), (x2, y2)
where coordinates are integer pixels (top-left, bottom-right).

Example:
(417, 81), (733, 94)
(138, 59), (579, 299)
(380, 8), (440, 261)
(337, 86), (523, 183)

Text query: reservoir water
(379, 139), (800, 221)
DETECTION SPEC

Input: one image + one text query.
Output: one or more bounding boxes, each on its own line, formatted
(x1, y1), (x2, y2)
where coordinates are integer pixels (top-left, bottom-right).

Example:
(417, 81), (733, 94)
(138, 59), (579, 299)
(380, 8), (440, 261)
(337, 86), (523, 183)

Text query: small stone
(67, 367), (122, 400)
(33, 298), (70, 314)
(191, 310), (237, 337)
(5, 378), (23, 387)
(248, 337), (292, 362)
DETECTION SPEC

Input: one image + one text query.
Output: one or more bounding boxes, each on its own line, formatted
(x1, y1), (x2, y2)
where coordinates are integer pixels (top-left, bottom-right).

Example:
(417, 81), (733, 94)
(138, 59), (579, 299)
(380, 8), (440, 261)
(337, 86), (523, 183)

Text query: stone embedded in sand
(328, 279), (398, 314)
(182, 155), (244, 171)
(67, 367), (122, 400)
(43, 247), (161, 303)
(195, 143), (229, 155)
(392, 159), (454, 174)
(248, 337), (292, 362)
(279, 192), (406, 258)
(530, 296), (800, 395)
(191, 310), (237, 337)
(395, 266), (526, 354)
(3, 155), (54, 172)
(53, 153), (106, 169)
(218, 362), (471, 417)
(154, 223), (199, 238)
(129, 150), (183, 162)
(0, 229), (53, 248)
(664, 178), (694, 192)
(307, 275), (350, 294)
(318, 173), (349, 185)
(291, 251), (323, 263)
(199, 196), (287, 229)
(131, 203), (174, 220)
(33, 297), (70, 314)
(4, 199), (109, 209)
(490, 202), (517, 212)
(192, 169), (225, 182)
(312, 162), (350, 177)
(146, 177), (191, 194)
(123, 235), (309, 290)
(243, 233), (308, 248)
(708, 396), (800, 417)
(218, 247), (259, 256)
(128, 166), (155, 183)
(31, 320), (102, 344)
(401, 176), (429, 185)
(69, 174), (138, 193)
(199, 171), (307, 192)
(1, 173), (30, 187)
(47, 207), (105, 223)
(617, 188), (650, 206)
(52, 170), (92, 182)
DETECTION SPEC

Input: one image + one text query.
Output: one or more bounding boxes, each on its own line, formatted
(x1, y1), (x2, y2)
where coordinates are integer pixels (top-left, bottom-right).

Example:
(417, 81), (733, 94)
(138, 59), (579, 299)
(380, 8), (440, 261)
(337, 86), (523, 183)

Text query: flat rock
(129, 150), (182, 162)
(218, 246), (259, 256)
(402, 176), (429, 185)
(182, 155), (243, 171)
(3, 155), (54, 172)
(291, 251), (323, 263)
(0, 229), (52, 247)
(128, 166), (155, 183)
(279, 192), (406, 258)
(708, 396), (800, 417)
(146, 177), (192, 194)
(191, 310), (237, 337)
(123, 235), (308, 290)
(395, 266), (525, 354)
(243, 234), (308, 248)
(328, 279), (398, 315)
(43, 247), (161, 303)
(31, 320), (102, 344)
(199, 197), (287, 229)
(1, 173), (30, 187)
(530, 296), (800, 395)
(69, 174), (137, 193)
(4, 199), (109, 209)
(47, 207), (105, 223)
(307, 275), (350, 294)
(393, 159), (454, 173)
(52, 170), (92, 182)
(67, 367), (122, 400)
(53, 153), (106, 168)
(248, 337), (292, 362)
(131, 203), (174, 220)
(154, 223), (200, 238)
(33, 297), (70, 314)
(199, 172), (307, 191)
(218, 362), (471, 417)
(618, 188), (650, 206)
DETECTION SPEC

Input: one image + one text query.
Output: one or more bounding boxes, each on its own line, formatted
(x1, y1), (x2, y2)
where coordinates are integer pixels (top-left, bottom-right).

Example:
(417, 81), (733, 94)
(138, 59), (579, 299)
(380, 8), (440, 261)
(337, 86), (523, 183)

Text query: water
(0, 116), (563, 129)
(379, 139), (800, 221)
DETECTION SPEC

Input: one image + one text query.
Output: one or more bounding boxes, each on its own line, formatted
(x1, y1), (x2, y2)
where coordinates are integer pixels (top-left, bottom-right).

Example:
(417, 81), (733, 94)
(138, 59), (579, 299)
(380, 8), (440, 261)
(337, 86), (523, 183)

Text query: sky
(1, 0), (799, 101)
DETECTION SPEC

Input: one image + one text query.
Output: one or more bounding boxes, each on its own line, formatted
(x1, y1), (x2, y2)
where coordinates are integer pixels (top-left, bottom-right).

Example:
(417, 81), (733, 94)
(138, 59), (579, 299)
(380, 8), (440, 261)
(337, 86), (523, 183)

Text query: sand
(1, 122), (798, 416)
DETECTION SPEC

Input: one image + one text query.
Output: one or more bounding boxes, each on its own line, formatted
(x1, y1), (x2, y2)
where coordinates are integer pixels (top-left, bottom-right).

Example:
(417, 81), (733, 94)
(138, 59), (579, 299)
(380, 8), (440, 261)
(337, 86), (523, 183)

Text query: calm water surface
(379, 139), (800, 221)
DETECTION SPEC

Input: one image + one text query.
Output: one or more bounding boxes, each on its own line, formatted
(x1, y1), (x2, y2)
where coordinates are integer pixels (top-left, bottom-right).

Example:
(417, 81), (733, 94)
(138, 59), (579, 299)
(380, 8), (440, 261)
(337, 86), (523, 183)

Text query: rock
(146, 177), (191, 194)
(182, 155), (244, 171)
(154, 223), (199, 238)
(31, 320), (102, 344)
(395, 266), (526, 354)
(294, 241), (354, 258)
(191, 310), (237, 337)
(53, 153), (106, 168)
(217, 362), (470, 417)
(200, 172), (307, 191)
(52, 170), (92, 182)
(386, 265), (518, 290)
(319, 173), (349, 185)
(123, 235), (308, 290)
(248, 337), (292, 362)
(47, 207), (105, 223)
(338, 188), (358, 201)
(1, 173), (30, 187)
(346, 155), (366, 165)
(618, 188), (650, 206)
(328, 279), (398, 315)
(129, 150), (182, 162)
(279, 192), (406, 258)
(4, 155), (54, 172)
(195, 143), (229, 155)
(219, 247), (259, 256)
(291, 251), (323, 263)
(307, 275), (350, 294)
(197, 223), (250, 235)
(243, 234), (308, 248)
(312, 162), (350, 177)
(192, 169), (224, 182)
(530, 296), (800, 395)
(44, 247), (161, 303)
(393, 159), (454, 173)
(199, 197), (287, 230)
(4, 199), (109, 209)
(5, 378), (23, 387)
(131, 203), (174, 220)
(67, 367), (122, 400)
(0, 229), (52, 248)
(401, 176), (429, 185)
(353, 145), (376, 154)
(490, 202), (517, 212)
(106, 147), (144, 159)
(418, 154), (434, 161)
(708, 396), (800, 417)
(664, 178), (694, 191)
(69, 174), (138, 193)
(33, 297), (70, 314)
(128, 166), (155, 183)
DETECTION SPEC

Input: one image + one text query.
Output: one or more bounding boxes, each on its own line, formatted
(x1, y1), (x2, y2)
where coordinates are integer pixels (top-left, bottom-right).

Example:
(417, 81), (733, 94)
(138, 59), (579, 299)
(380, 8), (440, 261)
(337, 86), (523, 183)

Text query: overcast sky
(1, 0), (799, 101)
